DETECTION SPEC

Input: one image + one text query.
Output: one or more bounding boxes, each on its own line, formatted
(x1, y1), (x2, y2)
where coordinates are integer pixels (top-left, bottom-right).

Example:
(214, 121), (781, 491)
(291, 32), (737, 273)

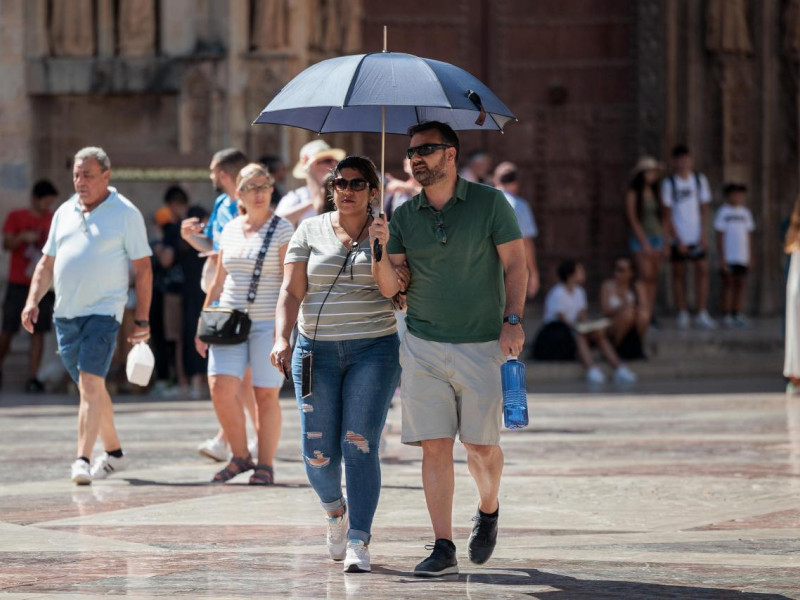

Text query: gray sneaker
(327, 504), (349, 561)
(414, 539), (459, 577)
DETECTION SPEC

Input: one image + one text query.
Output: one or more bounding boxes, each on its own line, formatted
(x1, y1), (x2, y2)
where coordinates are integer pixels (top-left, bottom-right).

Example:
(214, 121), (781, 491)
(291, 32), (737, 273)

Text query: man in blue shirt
(22, 147), (153, 485)
(179, 148), (261, 463)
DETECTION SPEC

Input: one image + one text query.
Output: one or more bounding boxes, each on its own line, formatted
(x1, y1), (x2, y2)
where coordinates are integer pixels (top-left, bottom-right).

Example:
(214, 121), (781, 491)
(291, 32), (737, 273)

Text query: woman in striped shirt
(271, 156), (408, 573)
(196, 163), (294, 484)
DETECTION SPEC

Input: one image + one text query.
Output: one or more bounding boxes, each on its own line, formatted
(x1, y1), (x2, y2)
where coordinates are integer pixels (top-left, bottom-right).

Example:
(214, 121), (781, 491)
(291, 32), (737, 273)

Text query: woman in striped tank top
(271, 156), (408, 573)
(195, 163), (294, 485)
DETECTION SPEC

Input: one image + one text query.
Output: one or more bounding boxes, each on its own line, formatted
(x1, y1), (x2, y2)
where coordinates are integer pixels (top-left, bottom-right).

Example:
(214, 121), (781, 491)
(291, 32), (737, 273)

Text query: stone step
(526, 354), (782, 384)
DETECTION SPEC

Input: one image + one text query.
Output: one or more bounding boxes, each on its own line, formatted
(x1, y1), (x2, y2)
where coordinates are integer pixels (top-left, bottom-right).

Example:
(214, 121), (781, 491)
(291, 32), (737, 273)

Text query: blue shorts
(54, 315), (120, 383)
(629, 235), (664, 253)
(208, 319), (285, 388)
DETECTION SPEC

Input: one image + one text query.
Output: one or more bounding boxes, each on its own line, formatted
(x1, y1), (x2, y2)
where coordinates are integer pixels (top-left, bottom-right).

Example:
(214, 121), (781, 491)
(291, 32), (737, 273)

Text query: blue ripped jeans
(292, 333), (400, 544)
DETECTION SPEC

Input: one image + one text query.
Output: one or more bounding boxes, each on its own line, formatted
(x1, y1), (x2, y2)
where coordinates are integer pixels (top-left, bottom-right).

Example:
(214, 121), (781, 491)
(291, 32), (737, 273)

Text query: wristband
(133, 319), (150, 328)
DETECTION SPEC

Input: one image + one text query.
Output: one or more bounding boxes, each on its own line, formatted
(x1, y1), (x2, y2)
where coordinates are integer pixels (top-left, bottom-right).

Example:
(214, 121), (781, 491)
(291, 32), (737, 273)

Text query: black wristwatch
(503, 314), (522, 326)
(133, 319), (150, 328)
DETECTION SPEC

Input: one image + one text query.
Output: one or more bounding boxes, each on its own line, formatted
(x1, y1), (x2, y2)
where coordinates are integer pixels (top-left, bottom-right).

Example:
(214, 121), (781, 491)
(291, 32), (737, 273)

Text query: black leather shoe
(414, 538), (458, 577)
(468, 506), (498, 564)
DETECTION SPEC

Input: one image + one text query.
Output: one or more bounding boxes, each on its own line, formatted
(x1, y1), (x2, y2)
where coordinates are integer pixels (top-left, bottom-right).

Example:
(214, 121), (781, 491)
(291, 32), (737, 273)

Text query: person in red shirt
(0, 180), (58, 392)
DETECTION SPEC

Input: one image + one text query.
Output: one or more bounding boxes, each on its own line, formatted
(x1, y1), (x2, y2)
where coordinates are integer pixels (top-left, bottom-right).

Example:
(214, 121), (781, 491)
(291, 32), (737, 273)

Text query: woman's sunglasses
(333, 177), (369, 192)
(406, 143), (453, 160)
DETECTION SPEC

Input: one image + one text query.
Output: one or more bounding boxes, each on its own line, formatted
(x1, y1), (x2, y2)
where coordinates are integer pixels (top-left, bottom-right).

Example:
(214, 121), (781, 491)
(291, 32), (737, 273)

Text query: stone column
(226, 0), (249, 151)
(634, 0), (666, 158)
(50, 0), (95, 56)
(118, 0), (157, 57)
(0, 0), (32, 286)
(758, 0), (781, 314)
(160, 0), (198, 56)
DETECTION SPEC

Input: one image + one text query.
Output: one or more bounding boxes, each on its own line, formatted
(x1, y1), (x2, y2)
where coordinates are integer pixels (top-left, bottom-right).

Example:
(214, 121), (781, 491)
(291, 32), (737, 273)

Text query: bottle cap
(506, 355), (517, 361)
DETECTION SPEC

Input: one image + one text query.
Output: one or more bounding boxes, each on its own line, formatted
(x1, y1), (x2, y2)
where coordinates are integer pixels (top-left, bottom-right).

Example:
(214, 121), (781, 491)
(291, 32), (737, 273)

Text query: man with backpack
(660, 144), (716, 330)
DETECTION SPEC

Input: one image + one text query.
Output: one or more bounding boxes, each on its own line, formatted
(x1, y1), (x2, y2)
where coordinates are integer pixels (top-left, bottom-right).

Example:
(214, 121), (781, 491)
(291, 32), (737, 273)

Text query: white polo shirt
(43, 187), (152, 323)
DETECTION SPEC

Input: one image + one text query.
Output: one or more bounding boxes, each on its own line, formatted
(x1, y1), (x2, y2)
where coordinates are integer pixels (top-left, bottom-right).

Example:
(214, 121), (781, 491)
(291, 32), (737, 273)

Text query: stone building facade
(0, 0), (797, 314)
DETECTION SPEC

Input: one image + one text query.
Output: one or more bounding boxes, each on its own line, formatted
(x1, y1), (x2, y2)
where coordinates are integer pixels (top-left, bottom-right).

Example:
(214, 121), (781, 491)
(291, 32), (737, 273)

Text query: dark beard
(412, 154), (447, 187)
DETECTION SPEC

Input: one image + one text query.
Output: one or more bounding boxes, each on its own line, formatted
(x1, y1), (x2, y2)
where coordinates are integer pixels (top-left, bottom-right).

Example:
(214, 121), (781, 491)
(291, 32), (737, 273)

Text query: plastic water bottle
(502, 355), (528, 429)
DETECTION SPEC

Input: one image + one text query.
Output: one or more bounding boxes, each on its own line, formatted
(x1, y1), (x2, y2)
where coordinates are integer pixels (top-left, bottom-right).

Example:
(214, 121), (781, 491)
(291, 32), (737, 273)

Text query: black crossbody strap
(246, 215), (281, 307)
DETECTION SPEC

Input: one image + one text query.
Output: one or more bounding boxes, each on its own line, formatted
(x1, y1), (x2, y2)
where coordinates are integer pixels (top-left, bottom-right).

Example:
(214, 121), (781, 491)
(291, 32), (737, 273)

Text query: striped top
(218, 215), (294, 321)
(286, 213), (396, 340)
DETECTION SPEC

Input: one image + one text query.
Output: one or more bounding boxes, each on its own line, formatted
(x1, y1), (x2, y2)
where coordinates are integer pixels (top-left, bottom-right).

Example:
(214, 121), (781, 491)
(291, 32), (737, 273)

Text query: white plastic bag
(126, 343), (155, 386)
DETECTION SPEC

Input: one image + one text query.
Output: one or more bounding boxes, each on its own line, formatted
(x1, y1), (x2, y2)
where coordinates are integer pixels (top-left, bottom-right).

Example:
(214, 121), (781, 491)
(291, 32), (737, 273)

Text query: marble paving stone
(1, 382), (799, 598)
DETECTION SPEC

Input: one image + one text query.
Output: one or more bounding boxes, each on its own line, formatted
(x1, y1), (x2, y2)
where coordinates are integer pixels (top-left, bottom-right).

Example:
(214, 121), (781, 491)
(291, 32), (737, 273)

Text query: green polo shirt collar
(416, 177), (469, 211)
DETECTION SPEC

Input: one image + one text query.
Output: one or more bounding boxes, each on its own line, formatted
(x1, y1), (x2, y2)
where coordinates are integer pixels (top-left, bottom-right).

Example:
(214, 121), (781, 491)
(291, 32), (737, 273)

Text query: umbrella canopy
(253, 52), (517, 134)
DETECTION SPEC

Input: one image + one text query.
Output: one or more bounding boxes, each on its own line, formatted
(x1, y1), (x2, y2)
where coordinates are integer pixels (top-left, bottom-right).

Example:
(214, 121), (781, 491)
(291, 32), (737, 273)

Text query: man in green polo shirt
(370, 121), (527, 577)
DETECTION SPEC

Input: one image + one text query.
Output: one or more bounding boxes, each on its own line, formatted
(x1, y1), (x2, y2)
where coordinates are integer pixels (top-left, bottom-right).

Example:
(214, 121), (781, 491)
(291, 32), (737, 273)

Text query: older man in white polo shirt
(22, 147), (153, 485)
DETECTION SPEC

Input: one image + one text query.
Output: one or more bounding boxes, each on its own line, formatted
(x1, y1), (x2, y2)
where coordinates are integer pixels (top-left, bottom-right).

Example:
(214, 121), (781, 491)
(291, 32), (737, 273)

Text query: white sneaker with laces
(71, 459), (92, 485)
(586, 366), (605, 384)
(327, 504), (349, 561)
(344, 539), (371, 573)
(693, 310), (717, 330)
(614, 365), (638, 384)
(91, 453), (128, 480)
(676, 310), (691, 330)
(198, 437), (229, 462)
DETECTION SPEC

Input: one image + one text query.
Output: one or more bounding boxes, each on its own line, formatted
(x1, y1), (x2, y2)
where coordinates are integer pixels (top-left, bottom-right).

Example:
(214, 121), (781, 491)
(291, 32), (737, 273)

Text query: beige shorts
(400, 332), (505, 446)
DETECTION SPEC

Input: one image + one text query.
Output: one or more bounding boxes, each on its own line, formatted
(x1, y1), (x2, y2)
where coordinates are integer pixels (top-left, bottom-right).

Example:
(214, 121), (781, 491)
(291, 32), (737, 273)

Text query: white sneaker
(71, 459), (92, 485)
(91, 453), (128, 480)
(676, 310), (690, 330)
(586, 366), (605, 384)
(733, 313), (749, 328)
(327, 504), (349, 561)
(613, 365), (638, 384)
(344, 539), (371, 573)
(693, 310), (717, 330)
(198, 437), (229, 462)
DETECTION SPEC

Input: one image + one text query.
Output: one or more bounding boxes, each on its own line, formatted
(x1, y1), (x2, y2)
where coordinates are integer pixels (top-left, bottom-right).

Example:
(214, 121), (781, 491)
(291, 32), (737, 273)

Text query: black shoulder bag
(197, 216), (280, 345)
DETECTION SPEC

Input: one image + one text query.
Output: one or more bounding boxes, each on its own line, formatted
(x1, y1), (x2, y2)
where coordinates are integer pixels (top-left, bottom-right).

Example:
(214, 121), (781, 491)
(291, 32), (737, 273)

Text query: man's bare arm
(21, 254), (55, 333)
(497, 238), (527, 356)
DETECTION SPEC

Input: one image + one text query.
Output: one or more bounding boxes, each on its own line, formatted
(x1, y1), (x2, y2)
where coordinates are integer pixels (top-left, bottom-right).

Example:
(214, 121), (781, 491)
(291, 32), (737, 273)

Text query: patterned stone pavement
(1, 378), (799, 599)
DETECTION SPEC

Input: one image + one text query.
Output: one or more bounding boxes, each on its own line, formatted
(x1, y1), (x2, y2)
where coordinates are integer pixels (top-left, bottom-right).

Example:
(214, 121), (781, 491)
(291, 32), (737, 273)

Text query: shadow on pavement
(371, 566), (792, 599)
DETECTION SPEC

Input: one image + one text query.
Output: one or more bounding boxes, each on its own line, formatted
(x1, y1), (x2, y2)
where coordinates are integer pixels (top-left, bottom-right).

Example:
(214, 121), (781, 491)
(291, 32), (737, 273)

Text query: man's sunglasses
(406, 143), (453, 160)
(332, 177), (369, 192)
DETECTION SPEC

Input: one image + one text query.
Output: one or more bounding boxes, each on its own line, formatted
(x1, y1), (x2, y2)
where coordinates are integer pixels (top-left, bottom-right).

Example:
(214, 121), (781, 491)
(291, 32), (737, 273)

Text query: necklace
(333, 214), (371, 249)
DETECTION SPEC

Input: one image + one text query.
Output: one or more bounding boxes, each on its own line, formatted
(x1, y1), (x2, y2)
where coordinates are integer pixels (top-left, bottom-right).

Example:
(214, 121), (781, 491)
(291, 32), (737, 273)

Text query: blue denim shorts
(208, 319), (285, 388)
(54, 315), (120, 383)
(629, 235), (665, 253)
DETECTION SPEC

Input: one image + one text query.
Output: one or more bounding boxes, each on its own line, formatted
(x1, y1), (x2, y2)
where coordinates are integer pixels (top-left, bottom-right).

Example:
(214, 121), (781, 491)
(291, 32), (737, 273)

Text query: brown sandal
(249, 464), (275, 486)
(211, 455), (255, 483)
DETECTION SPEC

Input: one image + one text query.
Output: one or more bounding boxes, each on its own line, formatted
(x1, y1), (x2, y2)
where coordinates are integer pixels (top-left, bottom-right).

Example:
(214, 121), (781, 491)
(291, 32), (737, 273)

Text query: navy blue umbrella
(253, 52), (517, 134)
(253, 30), (517, 258)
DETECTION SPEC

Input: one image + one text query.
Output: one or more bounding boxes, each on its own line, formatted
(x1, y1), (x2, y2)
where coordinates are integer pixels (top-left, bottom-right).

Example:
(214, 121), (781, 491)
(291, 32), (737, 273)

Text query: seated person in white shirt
(534, 260), (636, 384)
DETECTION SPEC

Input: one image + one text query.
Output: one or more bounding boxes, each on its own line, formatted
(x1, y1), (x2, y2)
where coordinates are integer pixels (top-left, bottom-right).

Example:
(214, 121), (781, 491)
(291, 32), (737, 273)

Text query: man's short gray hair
(74, 147), (111, 172)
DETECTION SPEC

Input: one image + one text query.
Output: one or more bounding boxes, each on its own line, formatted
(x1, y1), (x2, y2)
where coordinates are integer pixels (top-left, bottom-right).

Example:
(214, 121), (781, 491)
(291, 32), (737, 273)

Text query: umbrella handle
(373, 238), (383, 262)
